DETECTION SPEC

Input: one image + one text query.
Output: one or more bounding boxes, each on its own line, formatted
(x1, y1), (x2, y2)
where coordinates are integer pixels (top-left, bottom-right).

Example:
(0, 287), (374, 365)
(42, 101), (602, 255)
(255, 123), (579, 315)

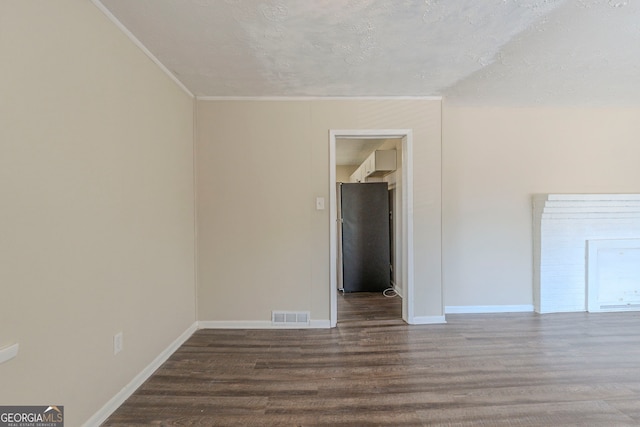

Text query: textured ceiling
(97, 0), (640, 105)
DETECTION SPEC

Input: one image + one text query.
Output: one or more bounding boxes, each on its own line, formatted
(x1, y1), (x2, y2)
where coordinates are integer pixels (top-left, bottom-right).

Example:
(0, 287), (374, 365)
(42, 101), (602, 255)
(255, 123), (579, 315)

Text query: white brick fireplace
(533, 194), (640, 313)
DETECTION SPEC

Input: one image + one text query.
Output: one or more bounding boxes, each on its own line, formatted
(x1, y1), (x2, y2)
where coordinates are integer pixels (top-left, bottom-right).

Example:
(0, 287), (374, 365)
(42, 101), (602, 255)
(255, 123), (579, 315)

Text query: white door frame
(329, 129), (414, 327)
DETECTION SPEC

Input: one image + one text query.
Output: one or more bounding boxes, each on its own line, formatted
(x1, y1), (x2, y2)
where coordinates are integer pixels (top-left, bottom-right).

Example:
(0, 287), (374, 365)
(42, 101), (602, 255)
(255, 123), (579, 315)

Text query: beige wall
(0, 2), (195, 425)
(336, 165), (357, 183)
(442, 105), (640, 308)
(196, 100), (442, 322)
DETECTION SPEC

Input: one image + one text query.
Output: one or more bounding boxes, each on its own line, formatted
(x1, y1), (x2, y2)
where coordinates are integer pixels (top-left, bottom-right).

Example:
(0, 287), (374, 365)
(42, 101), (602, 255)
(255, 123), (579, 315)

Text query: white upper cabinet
(349, 165), (365, 183)
(349, 150), (396, 183)
(363, 150), (396, 178)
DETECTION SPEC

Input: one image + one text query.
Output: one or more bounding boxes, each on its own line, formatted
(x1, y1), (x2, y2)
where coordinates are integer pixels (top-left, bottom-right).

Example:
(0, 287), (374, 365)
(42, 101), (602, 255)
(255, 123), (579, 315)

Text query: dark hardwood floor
(103, 293), (640, 426)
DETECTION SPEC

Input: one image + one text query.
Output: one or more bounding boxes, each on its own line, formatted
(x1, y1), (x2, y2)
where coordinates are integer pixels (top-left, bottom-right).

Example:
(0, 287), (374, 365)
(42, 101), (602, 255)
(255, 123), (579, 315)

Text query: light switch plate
(114, 332), (123, 355)
(0, 343), (19, 364)
(316, 197), (325, 210)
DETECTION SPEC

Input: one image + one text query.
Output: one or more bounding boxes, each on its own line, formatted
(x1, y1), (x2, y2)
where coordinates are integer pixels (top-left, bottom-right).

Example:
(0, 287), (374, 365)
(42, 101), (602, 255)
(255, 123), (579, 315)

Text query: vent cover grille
(272, 311), (310, 326)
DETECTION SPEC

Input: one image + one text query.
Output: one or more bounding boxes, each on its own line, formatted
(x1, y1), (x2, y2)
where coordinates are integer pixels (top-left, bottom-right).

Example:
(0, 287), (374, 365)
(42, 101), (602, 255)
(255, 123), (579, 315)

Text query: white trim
(197, 96), (443, 102)
(192, 98), (199, 320)
(83, 322), (198, 427)
(91, 0), (194, 98)
(198, 320), (330, 329)
(0, 343), (19, 364)
(410, 316), (447, 325)
(403, 132), (414, 324)
(445, 305), (534, 314)
(199, 321), (270, 329)
(329, 134), (338, 327)
(332, 129), (412, 139)
(309, 320), (331, 328)
(330, 129), (414, 327)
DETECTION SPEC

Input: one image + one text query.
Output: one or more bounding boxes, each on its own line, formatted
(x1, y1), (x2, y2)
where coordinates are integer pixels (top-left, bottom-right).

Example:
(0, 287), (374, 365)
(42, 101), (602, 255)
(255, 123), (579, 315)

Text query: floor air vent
(272, 311), (310, 326)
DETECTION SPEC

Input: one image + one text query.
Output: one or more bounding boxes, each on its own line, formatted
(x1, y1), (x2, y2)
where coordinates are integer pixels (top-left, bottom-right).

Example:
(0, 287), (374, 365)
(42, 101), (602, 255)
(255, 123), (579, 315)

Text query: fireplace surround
(533, 194), (640, 313)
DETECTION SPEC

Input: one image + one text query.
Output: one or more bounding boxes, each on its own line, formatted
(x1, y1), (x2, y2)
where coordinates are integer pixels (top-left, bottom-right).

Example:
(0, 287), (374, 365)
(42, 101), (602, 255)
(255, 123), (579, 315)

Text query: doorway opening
(329, 129), (414, 327)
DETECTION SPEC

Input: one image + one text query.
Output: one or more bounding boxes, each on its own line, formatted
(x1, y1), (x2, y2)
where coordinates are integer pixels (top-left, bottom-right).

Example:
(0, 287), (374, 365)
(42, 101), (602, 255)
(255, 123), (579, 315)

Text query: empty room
(2, 1), (640, 426)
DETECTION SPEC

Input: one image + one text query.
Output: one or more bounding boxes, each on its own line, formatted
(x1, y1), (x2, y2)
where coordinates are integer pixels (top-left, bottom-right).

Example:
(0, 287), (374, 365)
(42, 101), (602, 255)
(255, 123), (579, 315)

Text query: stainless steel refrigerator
(338, 182), (390, 292)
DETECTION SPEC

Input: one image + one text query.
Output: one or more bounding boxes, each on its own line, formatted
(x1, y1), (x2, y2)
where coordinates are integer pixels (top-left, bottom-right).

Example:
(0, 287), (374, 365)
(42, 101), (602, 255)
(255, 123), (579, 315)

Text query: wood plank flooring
(103, 293), (640, 426)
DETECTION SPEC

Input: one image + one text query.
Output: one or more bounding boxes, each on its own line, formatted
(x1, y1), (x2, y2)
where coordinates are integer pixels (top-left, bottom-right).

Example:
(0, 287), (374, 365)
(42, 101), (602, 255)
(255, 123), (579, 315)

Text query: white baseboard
(310, 319), (331, 328)
(445, 305), (534, 314)
(409, 315), (447, 324)
(198, 320), (271, 329)
(198, 320), (331, 329)
(83, 322), (198, 427)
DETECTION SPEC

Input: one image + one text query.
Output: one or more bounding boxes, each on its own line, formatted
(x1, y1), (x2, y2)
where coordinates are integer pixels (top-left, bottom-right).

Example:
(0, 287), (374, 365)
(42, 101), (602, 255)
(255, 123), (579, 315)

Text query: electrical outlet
(113, 332), (123, 355)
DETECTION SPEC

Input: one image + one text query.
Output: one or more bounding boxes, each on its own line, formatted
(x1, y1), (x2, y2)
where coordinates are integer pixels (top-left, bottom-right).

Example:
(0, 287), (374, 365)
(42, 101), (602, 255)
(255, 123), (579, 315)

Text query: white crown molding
(445, 305), (534, 314)
(196, 96), (443, 102)
(83, 322), (198, 427)
(91, 0), (194, 99)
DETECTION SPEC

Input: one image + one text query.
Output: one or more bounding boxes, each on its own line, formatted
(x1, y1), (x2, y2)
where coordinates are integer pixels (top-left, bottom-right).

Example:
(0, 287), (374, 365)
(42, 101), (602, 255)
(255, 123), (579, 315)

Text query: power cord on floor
(383, 287), (397, 298)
